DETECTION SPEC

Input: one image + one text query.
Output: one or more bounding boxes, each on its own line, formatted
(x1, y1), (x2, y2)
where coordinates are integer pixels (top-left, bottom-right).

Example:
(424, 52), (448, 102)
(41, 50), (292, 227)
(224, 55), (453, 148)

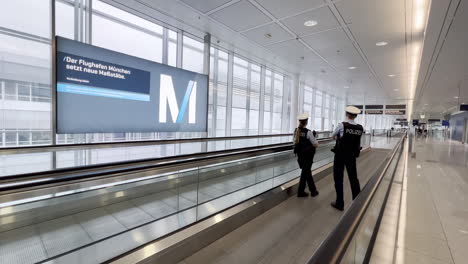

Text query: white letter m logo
(159, 74), (197, 124)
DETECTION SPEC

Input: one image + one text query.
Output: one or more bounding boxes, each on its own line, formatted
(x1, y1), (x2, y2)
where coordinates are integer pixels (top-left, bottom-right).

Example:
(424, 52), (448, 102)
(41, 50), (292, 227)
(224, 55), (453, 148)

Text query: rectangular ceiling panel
(255, 0), (325, 19)
(180, 0), (233, 13)
(281, 6), (340, 36)
(267, 39), (322, 64)
(209, 0), (271, 32)
(242, 23), (293, 46)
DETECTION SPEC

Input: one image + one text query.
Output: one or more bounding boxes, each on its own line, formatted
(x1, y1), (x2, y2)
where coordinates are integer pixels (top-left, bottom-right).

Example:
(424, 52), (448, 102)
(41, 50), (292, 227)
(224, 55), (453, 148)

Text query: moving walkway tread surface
(178, 148), (392, 264)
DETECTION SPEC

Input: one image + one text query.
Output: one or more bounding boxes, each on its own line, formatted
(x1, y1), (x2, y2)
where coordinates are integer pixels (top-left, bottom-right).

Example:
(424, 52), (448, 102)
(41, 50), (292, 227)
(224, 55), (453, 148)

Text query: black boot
(331, 202), (344, 211)
(310, 190), (319, 197)
(297, 192), (309, 197)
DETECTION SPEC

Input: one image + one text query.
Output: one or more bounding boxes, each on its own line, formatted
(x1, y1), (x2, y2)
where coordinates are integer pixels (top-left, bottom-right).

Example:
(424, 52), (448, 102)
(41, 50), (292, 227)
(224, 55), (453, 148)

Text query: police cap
(297, 113), (309, 120)
(345, 106), (361, 115)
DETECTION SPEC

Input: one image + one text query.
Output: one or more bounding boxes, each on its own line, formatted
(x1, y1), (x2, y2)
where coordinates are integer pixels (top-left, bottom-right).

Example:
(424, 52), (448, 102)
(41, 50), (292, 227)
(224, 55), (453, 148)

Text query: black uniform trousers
(297, 154), (317, 194)
(333, 153), (361, 207)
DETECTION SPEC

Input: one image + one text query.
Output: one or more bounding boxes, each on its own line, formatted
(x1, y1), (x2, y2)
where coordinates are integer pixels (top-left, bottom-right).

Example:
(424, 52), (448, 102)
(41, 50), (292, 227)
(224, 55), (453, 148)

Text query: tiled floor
(371, 136), (468, 264)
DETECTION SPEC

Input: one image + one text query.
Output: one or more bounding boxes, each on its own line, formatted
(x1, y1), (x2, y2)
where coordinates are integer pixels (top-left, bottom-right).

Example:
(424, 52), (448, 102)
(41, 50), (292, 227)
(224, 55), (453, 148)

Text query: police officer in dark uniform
(293, 113), (319, 197)
(330, 106), (364, 211)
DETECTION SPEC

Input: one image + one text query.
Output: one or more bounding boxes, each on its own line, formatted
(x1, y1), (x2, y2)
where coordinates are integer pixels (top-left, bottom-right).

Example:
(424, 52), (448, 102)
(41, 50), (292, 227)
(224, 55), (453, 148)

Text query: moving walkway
(0, 133), (335, 263)
(0, 133), (400, 264)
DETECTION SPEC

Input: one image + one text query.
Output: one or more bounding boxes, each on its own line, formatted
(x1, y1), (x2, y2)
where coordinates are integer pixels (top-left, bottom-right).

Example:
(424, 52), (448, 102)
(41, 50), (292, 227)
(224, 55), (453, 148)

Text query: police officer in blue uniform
(293, 113), (319, 198)
(330, 106), (364, 211)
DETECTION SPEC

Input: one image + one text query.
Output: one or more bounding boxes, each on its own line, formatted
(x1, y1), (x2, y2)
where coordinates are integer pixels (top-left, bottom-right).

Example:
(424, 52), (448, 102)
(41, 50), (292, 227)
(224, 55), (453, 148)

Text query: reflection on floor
(371, 136), (467, 264)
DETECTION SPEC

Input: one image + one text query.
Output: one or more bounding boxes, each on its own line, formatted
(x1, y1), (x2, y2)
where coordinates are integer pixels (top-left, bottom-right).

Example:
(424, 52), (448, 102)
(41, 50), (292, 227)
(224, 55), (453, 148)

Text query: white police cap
(297, 113), (309, 120)
(345, 106), (361, 115)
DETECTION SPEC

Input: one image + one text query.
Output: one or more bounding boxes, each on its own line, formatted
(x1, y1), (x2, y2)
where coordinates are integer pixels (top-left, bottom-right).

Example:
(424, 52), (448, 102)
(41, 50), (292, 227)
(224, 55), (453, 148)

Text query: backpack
(294, 128), (316, 156)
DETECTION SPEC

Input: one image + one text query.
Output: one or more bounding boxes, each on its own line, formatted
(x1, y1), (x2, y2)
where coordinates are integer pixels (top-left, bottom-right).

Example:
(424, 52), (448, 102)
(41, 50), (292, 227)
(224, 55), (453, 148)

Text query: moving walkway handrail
(307, 134), (405, 264)
(0, 132), (329, 179)
(0, 141), (293, 181)
(0, 137), (335, 193)
(0, 132), (330, 154)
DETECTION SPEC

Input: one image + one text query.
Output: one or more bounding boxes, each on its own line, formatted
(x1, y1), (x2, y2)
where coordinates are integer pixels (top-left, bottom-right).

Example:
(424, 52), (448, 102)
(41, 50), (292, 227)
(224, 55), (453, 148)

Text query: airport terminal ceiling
(105, 0), (467, 120)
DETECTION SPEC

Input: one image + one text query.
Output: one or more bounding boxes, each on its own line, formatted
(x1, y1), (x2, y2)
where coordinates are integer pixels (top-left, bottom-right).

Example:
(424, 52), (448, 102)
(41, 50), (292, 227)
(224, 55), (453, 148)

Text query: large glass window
(249, 64), (261, 135)
(314, 90), (323, 131)
(324, 94), (331, 131)
(231, 56), (248, 136)
(1, 0), (346, 147)
(56, 1), (74, 39)
(262, 69), (284, 134)
(330, 96), (337, 130)
(272, 73), (284, 134)
(0, 1), (53, 147)
(168, 30), (178, 67)
(0, 1), (51, 38)
(182, 35), (204, 74)
(263, 70), (272, 134)
(208, 47), (228, 137)
(93, 1), (163, 63)
(303, 85), (313, 116)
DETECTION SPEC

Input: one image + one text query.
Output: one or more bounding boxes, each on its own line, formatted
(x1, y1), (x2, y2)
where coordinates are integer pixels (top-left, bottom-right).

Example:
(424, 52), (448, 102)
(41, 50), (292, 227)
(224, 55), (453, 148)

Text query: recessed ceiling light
(344, 86), (350, 89)
(348, 66), (356, 70)
(304, 20), (318, 27)
(454, 96), (459, 99)
(393, 89), (399, 91)
(376, 41), (388, 46)
(424, 103), (428, 105)
(388, 74), (396, 77)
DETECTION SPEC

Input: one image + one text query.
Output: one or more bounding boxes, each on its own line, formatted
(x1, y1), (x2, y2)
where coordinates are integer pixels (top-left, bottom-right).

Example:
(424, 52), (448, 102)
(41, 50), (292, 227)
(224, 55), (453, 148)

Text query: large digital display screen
(56, 36), (208, 134)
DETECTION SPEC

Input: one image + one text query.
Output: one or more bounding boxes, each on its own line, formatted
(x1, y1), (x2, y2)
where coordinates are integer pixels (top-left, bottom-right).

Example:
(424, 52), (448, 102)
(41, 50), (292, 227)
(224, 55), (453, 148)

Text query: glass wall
(208, 47), (228, 137)
(314, 90), (323, 131)
(0, 0), (52, 146)
(249, 64), (261, 135)
(272, 74), (284, 134)
(263, 70), (272, 134)
(323, 94), (331, 131)
(0, 0), (338, 147)
(93, 1), (163, 63)
(364, 114), (397, 130)
(301, 84), (343, 132)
